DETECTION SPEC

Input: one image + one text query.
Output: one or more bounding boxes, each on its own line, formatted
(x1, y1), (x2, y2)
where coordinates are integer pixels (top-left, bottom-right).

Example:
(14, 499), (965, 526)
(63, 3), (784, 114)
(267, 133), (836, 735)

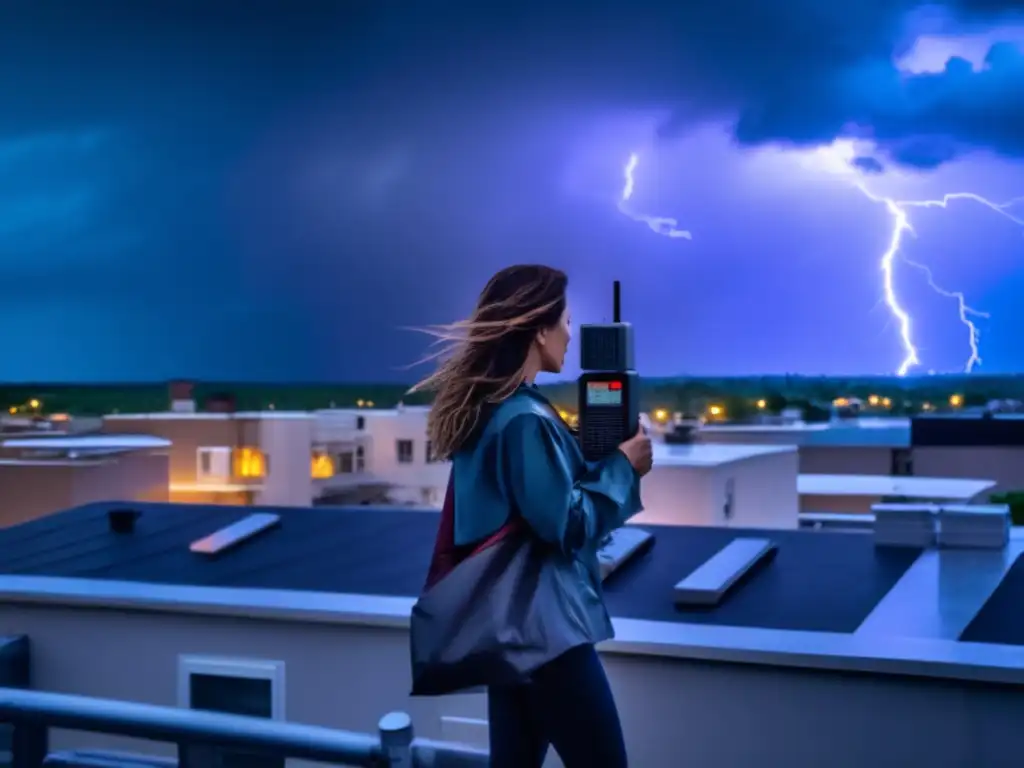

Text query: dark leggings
(487, 643), (628, 768)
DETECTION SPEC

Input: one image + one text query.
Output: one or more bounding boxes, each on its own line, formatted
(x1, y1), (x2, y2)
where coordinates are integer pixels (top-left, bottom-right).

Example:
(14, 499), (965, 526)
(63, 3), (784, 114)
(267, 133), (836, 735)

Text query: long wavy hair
(408, 264), (568, 460)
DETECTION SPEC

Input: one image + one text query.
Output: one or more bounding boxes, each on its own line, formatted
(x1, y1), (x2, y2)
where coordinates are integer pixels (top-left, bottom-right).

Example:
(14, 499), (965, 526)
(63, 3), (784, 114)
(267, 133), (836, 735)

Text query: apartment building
(697, 418), (912, 475)
(100, 385), (448, 508)
(314, 404), (448, 507)
(913, 414), (1024, 495)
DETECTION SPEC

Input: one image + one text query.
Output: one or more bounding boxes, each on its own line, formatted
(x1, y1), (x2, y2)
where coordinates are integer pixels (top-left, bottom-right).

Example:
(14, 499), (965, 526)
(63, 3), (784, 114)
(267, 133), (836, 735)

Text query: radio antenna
(613, 280), (621, 324)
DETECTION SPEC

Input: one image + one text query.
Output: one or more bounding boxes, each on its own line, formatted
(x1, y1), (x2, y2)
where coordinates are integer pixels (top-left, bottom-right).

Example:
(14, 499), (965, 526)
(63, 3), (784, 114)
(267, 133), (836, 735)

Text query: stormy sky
(3, 0), (1024, 380)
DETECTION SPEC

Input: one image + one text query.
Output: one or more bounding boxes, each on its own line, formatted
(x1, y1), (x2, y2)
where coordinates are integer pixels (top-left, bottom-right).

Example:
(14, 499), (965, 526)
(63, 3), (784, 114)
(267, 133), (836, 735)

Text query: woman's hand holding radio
(618, 426), (653, 477)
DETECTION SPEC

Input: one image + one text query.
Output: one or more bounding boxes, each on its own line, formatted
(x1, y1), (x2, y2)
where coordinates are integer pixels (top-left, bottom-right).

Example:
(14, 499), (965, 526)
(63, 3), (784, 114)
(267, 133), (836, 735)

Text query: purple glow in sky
(607, 28), (1024, 377)
(7, 3), (1024, 381)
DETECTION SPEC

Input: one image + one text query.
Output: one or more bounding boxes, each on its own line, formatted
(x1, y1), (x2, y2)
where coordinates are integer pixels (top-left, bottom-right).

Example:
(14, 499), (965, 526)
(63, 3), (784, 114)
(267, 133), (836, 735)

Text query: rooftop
(4, 501), (1024, 689)
(103, 412), (313, 421)
(652, 443), (794, 467)
(797, 474), (996, 500)
(2, 435), (172, 451)
(700, 418), (911, 447)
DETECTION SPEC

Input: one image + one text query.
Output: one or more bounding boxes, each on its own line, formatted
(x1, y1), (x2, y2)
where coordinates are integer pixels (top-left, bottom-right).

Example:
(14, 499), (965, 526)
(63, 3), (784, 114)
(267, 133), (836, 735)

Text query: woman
(410, 264), (653, 768)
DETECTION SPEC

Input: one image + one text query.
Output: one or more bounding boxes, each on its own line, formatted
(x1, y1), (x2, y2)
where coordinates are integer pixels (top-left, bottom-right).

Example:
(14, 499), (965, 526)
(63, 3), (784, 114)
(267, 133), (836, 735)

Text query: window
(336, 451), (354, 474)
(355, 445), (366, 472)
(311, 452), (334, 479)
(356, 416), (365, 430)
(892, 449), (914, 477)
(421, 487), (439, 506)
(396, 439), (414, 464)
(178, 656), (285, 768)
(425, 440), (439, 463)
(197, 447), (232, 481)
(233, 447), (268, 479)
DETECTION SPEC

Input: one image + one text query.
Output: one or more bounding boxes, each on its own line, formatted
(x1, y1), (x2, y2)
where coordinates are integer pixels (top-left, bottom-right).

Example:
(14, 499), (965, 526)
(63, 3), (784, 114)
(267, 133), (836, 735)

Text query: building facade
(102, 401), (449, 509)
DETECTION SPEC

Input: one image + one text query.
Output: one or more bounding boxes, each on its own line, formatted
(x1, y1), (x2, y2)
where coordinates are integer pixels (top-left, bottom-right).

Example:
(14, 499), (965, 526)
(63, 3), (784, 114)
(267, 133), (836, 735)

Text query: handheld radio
(578, 281), (641, 461)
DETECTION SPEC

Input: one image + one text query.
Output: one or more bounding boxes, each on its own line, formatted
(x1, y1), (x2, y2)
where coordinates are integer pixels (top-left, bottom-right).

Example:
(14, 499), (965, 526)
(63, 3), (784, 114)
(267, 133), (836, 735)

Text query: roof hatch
(189, 513), (281, 556)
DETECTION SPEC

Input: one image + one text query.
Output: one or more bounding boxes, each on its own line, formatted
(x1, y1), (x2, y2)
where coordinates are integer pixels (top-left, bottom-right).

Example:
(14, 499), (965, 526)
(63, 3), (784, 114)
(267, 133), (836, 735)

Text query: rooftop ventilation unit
(189, 513), (281, 556)
(674, 538), (776, 607)
(872, 503), (937, 548)
(107, 508), (141, 534)
(937, 504), (1010, 549)
(597, 527), (654, 581)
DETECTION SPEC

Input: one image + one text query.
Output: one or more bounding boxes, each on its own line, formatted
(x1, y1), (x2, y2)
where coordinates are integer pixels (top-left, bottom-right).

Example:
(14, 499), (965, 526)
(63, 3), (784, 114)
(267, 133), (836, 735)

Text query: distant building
(913, 413), (1024, 495)
(100, 385), (449, 508)
(697, 418), (912, 476)
(0, 435), (169, 527)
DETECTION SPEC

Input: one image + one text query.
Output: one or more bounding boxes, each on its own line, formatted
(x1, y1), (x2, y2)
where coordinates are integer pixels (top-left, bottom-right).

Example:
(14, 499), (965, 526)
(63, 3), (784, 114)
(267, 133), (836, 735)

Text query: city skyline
(1, 2), (1023, 381)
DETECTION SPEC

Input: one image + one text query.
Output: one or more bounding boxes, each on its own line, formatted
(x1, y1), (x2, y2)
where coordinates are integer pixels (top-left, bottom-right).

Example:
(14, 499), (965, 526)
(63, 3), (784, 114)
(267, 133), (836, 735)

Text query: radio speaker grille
(580, 324), (634, 371)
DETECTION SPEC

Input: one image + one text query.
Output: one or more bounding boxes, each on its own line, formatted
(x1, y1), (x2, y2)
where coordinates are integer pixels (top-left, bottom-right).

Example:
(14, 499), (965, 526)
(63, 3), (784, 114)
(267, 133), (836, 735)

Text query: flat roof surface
(9, 502), (1024, 684)
(2, 435), (171, 450)
(797, 474), (995, 500)
(653, 443), (795, 467)
(959, 553), (1024, 646)
(103, 412), (312, 421)
(602, 525), (918, 632)
(0, 501), (918, 634)
(700, 419), (911, 447)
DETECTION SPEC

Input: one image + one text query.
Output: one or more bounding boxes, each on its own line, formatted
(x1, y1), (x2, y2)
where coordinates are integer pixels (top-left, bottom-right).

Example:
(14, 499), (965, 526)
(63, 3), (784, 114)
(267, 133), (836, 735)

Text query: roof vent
(190, 513), (280, 556)
(108, 508), (141, 534)
(674, 538), (776, 607)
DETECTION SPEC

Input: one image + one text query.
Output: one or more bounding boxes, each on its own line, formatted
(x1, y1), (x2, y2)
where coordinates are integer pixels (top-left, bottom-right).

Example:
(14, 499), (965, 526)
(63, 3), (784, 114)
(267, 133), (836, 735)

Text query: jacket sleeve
(498, 412), (643, 553)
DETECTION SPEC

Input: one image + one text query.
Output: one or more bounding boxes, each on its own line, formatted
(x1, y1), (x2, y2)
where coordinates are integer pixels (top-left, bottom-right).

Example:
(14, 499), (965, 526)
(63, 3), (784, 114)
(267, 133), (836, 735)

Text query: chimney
(205, 392), (237, 414)
(108, 507), (141, 534)
(169, 381), (197, 413)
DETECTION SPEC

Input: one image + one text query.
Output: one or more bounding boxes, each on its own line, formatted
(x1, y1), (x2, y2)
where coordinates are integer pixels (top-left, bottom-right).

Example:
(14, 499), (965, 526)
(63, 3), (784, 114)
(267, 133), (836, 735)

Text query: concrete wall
(800, 493), (882, 515)
(914, 447), (1023, 496)
(697, 430), (900, 477)
(0, 452), (169, 528)
(713, 449), (799, 529)
(71, 452), (169, 506)
(634, 466), (715, 526)
(0, 465), (74, 527)
(0, 604), (1020, 767)
(636, 451), (799, 529)
(799, 446), (894, 475)
(103, 417), (260, 487)
(256, 417), (314, 507)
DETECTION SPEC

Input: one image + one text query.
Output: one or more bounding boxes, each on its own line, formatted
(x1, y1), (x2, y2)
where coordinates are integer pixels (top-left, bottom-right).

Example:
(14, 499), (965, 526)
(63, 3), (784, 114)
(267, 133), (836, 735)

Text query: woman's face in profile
(540, 306), (572, 374)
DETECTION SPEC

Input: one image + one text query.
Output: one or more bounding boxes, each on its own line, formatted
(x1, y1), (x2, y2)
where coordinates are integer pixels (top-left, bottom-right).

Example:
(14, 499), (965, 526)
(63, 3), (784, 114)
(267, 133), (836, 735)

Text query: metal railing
(0, 688), (488, 767)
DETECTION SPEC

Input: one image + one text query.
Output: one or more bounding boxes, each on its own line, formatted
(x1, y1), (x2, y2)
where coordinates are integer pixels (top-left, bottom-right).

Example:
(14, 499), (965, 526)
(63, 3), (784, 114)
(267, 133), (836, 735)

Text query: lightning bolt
(853, 185), (1022, 376)
(618, 153), (692, 239)
(901, 256), (990, 373)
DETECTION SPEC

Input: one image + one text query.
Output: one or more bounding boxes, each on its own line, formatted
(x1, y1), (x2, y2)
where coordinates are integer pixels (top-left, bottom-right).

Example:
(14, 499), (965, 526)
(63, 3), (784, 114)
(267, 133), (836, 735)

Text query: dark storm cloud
(733, 36), (1024, 168)
(2, 1), (1019, 173)
(851, 156), (886, 174)
(305, 0), (1020, 171)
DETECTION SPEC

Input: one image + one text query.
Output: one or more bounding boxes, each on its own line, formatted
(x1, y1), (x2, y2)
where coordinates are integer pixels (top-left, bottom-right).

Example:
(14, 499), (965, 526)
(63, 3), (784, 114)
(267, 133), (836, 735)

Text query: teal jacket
(451, 385), (643, 641)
